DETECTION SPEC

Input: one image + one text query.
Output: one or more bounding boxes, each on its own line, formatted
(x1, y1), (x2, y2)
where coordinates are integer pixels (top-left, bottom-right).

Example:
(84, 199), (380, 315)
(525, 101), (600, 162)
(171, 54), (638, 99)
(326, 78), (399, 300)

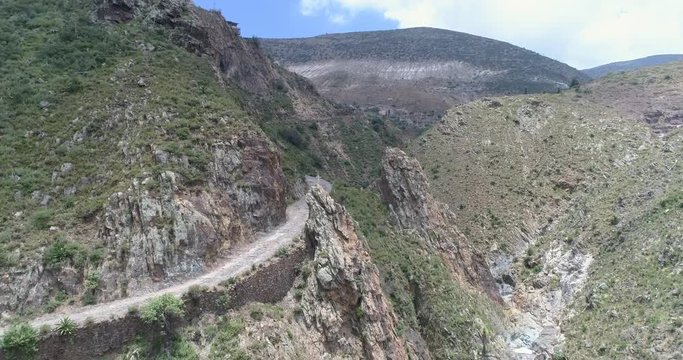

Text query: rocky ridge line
(378, 147), (501, 303)
(300, 185), (411, 359)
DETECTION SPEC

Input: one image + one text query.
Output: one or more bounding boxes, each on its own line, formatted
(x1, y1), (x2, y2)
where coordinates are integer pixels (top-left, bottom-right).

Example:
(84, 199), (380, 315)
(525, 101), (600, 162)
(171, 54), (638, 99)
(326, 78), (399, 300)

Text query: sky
(194, 0), (683, 69)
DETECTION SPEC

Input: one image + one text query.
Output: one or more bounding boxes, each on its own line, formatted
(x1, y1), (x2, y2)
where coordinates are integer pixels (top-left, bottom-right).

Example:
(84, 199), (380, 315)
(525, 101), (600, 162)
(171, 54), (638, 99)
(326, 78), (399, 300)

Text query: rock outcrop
(378, 147), (501, 303)
(0, 133), (288, 312)
(300, 185), (409, 359)
(96, 0), (320, 100)
(98, 133), (287, 299)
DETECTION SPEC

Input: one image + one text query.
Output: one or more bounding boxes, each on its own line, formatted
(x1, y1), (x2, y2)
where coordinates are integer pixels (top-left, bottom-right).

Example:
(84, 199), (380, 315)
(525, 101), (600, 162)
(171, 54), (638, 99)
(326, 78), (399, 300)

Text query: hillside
(582, 61), (683, 135)
(261, 27), (589, 129)
(583, 54), (683, 78)
(0, 1), (507, 359)
(1, 1), (681, 360)
(0, 0), (401, 322)
(411, 63), (683, 358)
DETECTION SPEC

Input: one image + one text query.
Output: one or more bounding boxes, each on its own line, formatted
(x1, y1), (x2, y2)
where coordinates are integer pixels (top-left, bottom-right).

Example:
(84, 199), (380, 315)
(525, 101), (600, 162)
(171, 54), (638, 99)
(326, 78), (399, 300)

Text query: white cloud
(329, 13), (350, 24)
(299, 0), (352, 25)
(299, 0), (683, 68)
(300, 0), (330, 16)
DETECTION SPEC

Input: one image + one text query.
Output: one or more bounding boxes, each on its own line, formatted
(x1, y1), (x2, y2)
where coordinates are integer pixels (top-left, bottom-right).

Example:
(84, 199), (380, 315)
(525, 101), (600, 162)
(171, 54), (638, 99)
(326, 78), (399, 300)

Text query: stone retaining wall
(0, 243), (309, 360)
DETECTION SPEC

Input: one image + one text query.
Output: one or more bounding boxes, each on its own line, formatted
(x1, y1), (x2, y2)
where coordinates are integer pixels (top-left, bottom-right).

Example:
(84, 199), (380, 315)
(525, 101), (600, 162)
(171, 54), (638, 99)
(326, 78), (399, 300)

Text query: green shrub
(300, 262), (312, 280)
(55, 317), (76, 337)
(278, 128), (308, 149)
(0, 323), (38, 359)
(43, 239), (87, 267)
(552, 350), (567, 360)
(45, 291), (67, 313)
(249, 308), (264, 321)
(217, 290), (232, 309)
(209, 319), (246, 360)
(81, 272), (101, 305)
(139, 294), (185, 326)
(158, 339), (199, 360)
(275, 246), (288, 257)
(30, 209), (53, 230)
(355, 305), (365, 318)
(186, 285), (206, 302)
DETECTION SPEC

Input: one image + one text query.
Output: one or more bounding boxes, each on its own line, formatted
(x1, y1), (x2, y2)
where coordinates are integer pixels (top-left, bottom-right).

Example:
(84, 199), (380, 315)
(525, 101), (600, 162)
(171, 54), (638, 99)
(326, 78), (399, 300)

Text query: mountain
(583, 54), (683, 78)
(1, 1), (681, 360)
(261, 28), (589, 129)
(0, 1), (499, 359)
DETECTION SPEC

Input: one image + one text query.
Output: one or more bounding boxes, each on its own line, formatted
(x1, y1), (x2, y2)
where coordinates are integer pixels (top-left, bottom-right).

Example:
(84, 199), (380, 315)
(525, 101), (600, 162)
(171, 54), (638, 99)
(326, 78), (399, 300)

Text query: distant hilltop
(583, 54), (683, 78)
(261, 27), (588, 120)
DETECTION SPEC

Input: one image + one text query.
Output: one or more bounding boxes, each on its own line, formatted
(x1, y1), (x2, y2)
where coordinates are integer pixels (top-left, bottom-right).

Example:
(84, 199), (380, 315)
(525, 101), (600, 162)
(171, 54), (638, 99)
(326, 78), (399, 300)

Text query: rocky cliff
(98, 133), (287, 299)
(299, 185), (409, 359)
(0, 132), (288, 313)
(164, 185), (421, 360)
(97, 0), (328, 119)
(379, 148), (501, 303)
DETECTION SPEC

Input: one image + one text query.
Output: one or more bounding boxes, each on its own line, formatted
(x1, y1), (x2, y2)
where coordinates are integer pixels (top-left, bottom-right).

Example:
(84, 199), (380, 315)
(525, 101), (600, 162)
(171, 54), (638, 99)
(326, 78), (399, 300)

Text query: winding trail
(0, 176), (331, 336)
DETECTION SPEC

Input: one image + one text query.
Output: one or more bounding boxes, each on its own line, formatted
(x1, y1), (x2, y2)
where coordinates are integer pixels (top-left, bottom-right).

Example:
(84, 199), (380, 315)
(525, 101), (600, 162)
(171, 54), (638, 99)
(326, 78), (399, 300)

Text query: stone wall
(0, 244), (309, 360)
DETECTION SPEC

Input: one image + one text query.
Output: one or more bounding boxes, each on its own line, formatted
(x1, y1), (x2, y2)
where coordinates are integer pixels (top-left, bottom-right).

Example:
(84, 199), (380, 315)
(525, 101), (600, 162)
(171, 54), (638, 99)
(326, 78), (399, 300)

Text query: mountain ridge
(261, 27), (589, 129)
(583, 54), (683, 78)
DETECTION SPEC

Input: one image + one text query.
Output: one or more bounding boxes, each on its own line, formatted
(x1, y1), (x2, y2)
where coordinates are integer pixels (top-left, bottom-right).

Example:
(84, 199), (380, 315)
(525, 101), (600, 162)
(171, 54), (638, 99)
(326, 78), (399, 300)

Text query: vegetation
(209, 318), (248, 360)
(0, 323), (38, 359)
(140, 294), (185, 327)
(414, 66), (683, 357)
(55, 317), (77, 337)
(261, 27), (588, 96)
(412, 94), (650, 254)
(331, 185), (502, 358)
(154, 339), (199, 360)
(81, 272), (101, 305)
(0, 0), (254, 272)
(555, 130), (683, 358)
(43, 237), (88, 268)
(121, 337), (199, 360)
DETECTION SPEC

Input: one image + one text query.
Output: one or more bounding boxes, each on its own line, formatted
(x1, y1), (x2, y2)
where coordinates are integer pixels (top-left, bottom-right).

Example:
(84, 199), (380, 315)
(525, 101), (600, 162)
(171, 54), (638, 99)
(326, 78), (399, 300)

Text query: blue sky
(193, 0), (398, 39)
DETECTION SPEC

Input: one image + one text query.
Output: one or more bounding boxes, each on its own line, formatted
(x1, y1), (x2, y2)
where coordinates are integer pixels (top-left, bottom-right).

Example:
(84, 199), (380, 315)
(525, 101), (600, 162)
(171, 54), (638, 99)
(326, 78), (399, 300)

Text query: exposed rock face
(505, 244), (593, 357)
(98, 133), (287, 299)
(378, 147), (501, 303)
(96, 0), (316, 98)
(300, 185), (409, 359)
(0, 133), (288, 311)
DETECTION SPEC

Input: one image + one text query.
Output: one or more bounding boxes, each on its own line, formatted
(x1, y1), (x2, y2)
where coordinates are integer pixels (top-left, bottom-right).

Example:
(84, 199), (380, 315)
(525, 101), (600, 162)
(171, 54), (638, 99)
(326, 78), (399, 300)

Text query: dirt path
(0, 177), (331, 336)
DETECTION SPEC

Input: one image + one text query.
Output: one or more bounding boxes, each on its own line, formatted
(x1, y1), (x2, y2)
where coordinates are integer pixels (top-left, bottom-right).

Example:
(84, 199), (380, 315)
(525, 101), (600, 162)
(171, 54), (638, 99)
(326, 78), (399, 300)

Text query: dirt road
(0, 176), (331, 336)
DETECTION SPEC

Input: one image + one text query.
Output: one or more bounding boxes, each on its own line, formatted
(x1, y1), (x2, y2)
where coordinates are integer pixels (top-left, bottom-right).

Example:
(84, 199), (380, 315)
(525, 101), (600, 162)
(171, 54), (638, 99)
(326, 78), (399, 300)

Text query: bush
(279, 128), (308, 149)
(552, 350), (567, 360)
(55, 317), (76, 337)
(249, 308), (264, 321)
(275, 246), (288, 257)
(0, 323), (38, 359)
(217, 290), (232, 309)
(186, 285), (206, 301)
(139, 294), (185, 327)
(81, 272), (101, 305)
(43, 239), (87, 267)
(209, 319), (246, 360)
(30, 209), (53, 230)
(161, 339), (199, 360)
